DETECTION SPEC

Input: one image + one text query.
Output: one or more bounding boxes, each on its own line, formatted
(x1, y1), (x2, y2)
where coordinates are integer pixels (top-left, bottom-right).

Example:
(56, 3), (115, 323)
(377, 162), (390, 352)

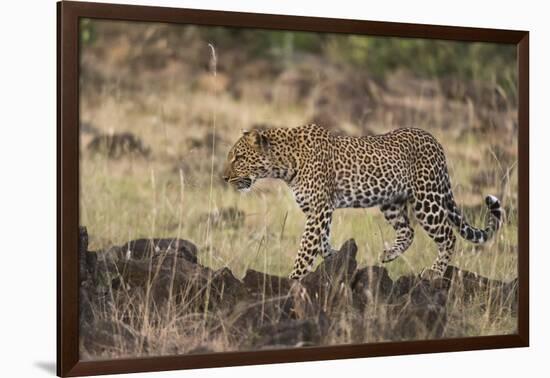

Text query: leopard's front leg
(289, 206), (333, 280)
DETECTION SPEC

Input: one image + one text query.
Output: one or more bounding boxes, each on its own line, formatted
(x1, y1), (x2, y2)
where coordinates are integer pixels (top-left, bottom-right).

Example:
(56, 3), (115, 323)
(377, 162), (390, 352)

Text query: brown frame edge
(58, 1), (80, 376)
(57, 1), (529, 376)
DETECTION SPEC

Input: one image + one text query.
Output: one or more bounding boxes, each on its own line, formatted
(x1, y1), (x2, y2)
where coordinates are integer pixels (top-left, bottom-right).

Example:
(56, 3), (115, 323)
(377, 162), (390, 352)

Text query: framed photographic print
(57, 1), (529, 376)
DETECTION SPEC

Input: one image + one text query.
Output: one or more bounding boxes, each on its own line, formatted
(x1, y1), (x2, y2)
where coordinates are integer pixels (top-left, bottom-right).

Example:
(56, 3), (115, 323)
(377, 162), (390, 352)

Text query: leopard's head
(222, 130), (272, 192)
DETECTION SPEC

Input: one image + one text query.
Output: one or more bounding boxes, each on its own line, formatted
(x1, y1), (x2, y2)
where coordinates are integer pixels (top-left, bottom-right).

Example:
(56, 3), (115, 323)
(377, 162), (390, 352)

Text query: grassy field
(79, 20), (518, 359)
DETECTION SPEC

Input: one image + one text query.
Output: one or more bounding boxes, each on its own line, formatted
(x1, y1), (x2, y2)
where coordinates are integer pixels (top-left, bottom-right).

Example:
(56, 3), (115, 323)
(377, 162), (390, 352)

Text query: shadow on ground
(34, 362), (56, 375)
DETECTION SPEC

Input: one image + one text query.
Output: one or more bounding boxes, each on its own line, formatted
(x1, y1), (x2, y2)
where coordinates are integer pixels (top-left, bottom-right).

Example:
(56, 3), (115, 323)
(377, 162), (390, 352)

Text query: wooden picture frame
(57, 1), (529, 376)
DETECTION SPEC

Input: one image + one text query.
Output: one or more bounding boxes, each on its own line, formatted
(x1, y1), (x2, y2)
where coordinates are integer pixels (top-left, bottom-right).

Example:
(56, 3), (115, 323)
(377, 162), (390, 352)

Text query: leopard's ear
(244, 129), (270, 153)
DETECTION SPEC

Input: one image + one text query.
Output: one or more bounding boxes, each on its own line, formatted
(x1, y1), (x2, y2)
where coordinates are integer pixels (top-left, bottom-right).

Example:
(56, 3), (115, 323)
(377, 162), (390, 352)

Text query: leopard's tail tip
(485, 194), (501, 210)
(485, 194), (504, 231)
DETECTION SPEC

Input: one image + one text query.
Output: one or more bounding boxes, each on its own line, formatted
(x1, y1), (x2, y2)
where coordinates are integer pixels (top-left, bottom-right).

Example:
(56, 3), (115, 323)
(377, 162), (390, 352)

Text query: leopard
(222, 123), (503, 281)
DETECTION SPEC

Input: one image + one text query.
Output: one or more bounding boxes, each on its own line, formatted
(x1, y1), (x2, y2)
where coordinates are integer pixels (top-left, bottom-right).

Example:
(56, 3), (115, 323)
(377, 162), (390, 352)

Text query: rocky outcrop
(78, 226), (518, 356)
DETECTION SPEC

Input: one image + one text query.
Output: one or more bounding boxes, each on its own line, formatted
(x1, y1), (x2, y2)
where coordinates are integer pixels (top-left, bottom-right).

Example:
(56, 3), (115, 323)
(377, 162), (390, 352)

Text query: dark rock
(352, 265), (393, 310)
(110, 275), (122, 290)
(119, 238), (198, 263)
(444, 266), (518, 313)
(187, 345), (214, 355)
(87, 132), (150, 159)
(79, 282), (95, 326)
(226, 271), (307, 335)
(302, 239), (358, 289)
(297, 239), (357, 317)
(115, 253), (246, 310)
(78, 229), (519, 352)
(243, 269), (293, 296)
(80, 319), (142, 355)
(391, 275), (419, 298)
(390, 276), (449, 340)
(444, 266), (489, 298)
(509, 278), (519, 315)
(209, 267), (249, 309)
(85, 252), (98, 280)
(245, 313), (329, 349)
(322, 239), (358, 281)
(79, 226), (100, 325)
(79, 226), (90, 283)
(226, 293), (295, 341)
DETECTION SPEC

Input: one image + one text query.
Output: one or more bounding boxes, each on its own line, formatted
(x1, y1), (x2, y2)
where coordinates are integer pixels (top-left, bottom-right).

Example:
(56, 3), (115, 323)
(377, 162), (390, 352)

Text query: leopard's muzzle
(226, 176), (253, 192)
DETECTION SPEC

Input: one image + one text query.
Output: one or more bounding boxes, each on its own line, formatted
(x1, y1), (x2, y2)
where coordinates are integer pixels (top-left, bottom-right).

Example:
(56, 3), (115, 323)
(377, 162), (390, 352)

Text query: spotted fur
(223, 124), (503, 280)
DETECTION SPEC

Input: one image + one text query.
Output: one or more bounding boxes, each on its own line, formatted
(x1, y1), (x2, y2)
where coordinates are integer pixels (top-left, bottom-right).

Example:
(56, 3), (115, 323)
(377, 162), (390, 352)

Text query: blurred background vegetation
(81, 18), (517, 100)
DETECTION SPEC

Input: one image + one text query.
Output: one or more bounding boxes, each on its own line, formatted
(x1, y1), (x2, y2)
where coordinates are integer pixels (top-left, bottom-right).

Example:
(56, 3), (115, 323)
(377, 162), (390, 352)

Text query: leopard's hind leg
(412, 193), (456, 279)
(380, 200), (415, 263)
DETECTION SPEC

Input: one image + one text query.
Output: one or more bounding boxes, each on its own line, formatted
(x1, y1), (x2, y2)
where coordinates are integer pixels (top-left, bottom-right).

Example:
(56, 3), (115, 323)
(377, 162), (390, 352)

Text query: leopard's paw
(380, 246), (402, 263)
(420, 268), (443, 280)
(323, 247), (338, 259)
(419, 268), (450, 288)
(289, 270), (303, 281)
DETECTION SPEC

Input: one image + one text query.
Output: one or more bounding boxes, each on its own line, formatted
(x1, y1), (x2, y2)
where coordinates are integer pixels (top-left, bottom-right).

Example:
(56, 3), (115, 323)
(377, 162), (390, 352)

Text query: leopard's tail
(445, 193), (504, 244)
